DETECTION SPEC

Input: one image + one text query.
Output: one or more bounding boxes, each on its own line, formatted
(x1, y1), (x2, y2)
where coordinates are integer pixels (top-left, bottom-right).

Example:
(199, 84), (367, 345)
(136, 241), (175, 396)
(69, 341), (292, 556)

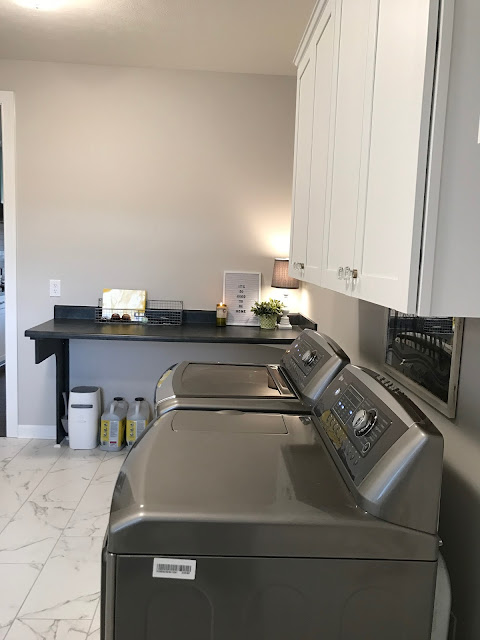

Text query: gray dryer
(102, 365), (444, 640)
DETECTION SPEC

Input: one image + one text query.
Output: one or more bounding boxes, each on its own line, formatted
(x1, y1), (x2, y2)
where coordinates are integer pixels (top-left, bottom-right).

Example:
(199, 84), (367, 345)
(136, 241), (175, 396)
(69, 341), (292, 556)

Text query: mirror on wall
(384, 310), (464, 418)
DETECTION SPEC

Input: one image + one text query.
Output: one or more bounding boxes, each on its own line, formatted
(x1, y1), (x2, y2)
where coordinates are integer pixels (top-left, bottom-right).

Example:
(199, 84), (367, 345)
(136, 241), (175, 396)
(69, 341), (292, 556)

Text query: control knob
(301, 349), (312, 363)
(352, 409), (377, 437)
(301, 349), (318, 367)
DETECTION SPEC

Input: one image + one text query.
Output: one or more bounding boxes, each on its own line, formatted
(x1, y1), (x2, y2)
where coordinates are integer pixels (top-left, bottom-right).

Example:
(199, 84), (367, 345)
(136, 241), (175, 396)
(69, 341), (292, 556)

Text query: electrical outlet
(49, 279), (61, 297)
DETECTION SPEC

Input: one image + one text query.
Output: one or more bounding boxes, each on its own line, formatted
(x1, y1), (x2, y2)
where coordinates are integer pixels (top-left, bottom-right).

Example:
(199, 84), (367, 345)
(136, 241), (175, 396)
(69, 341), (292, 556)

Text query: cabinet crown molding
(294, 0), (330, 66)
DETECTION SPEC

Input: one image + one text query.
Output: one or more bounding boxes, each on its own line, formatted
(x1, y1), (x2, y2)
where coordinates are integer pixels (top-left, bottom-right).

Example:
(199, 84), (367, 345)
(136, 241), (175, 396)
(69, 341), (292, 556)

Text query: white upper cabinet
(292, 0), (480, 316)
(289, 50), (315, 276)
(352, 0), (440, 312)
(290, 0), (336, 286)
(304, 4), (336, 287)
(322, 0), (378, 296)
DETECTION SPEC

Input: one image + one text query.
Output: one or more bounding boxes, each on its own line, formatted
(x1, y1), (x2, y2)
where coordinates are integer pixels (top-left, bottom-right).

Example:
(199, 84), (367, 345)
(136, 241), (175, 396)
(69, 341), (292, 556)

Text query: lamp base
(277, 309), (292, 330)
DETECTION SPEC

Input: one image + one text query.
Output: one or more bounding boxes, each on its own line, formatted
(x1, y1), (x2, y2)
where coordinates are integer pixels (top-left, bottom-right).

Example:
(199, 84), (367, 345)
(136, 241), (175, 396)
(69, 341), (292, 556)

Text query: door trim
(0, 92), (19, 437)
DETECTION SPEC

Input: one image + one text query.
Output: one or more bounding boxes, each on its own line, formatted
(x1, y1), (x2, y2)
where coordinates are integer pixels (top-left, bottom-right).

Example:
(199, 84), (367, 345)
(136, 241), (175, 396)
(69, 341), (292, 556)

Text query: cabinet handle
(352, 269), (358, 280)
(294, 262), (305, 270)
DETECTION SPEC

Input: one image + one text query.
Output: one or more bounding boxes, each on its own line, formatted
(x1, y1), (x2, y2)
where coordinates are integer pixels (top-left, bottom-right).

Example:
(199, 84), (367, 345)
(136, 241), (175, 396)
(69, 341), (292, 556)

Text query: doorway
(0, 92), (19, 438)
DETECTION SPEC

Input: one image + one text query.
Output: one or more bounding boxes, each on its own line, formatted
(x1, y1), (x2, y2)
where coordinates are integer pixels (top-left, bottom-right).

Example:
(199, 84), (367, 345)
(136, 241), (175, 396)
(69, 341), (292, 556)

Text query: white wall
(0, 60), (297, 428)
(302, 281), (480, 640)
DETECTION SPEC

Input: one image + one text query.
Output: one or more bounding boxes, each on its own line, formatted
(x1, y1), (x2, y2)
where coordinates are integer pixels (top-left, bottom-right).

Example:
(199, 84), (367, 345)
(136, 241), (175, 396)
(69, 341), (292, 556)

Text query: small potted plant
(251, 298), (285, 330)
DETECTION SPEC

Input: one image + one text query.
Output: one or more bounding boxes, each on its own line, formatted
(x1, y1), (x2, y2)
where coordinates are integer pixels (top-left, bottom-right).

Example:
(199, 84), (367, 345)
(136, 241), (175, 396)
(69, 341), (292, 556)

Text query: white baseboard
(17, 424), (56, 439)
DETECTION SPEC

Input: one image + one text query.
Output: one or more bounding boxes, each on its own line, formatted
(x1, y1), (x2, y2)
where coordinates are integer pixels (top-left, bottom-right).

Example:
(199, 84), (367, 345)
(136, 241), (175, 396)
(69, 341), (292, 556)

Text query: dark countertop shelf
(25, 318), (303, 344)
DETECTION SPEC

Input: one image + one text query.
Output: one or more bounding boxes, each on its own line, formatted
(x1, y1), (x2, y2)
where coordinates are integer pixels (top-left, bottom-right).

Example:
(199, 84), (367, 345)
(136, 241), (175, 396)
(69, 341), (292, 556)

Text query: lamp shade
(271, 258), (300, 289)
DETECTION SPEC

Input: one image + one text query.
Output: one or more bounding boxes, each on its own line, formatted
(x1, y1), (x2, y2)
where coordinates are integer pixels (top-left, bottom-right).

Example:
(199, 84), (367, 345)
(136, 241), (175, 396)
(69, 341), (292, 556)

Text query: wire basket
(422, 317), (454, 336)
(95, 299), (183, 326)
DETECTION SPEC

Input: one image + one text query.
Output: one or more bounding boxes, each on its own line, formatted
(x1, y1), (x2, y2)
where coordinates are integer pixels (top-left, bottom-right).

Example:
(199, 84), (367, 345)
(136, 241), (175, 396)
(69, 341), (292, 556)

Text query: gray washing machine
(102, 365), (443, 640)
(154, 329), (349, 416)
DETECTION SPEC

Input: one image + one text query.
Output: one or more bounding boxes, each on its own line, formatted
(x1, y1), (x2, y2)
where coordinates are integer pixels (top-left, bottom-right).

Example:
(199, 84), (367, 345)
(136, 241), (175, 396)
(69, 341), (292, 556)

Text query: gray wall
(302, 282), (480, 640)
(0, 60), (297, 430)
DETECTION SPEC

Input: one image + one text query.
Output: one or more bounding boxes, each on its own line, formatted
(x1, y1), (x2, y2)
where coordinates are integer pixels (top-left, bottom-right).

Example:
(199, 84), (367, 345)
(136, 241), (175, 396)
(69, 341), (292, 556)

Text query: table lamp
(271, 258), (300, 329)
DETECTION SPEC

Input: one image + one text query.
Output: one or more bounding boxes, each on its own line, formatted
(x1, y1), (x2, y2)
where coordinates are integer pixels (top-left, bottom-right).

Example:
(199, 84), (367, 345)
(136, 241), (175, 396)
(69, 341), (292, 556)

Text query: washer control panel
(331, 385), (392, 460)
(282, 330), (347, 385)
(286, 334), (330, 381)
(313, 364), (444, 535)
(290, 340), (325, 377)
(315, 367), (407, 486)
(281, 330), (349, 404)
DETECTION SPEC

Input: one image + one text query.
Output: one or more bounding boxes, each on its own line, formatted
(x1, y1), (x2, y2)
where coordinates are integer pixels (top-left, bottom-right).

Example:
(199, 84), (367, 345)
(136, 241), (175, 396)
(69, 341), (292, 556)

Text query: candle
(216, 303), (228, 327)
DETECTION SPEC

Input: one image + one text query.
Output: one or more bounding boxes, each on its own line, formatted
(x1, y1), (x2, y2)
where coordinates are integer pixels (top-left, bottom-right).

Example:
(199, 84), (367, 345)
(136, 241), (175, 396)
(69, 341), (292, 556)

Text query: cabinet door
(321, 0), (379, 296)
(352, 0), (439, 312)
(304, 0), (337, 287)
(289, 48), (316, 280)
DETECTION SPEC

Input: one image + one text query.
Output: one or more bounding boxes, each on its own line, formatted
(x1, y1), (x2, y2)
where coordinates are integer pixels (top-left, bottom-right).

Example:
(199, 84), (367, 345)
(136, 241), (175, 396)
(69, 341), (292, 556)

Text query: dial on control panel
(352, 409), (378, 437)
(301, 349), (318, 367)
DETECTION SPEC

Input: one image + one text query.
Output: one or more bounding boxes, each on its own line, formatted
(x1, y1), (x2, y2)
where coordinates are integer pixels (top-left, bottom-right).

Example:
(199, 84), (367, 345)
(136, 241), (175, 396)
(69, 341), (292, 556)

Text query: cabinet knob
(337, 267), (344, 279)
(294, 262), (305, 270)
(344, 266), (352, 279)
(352, 269), (358, 280)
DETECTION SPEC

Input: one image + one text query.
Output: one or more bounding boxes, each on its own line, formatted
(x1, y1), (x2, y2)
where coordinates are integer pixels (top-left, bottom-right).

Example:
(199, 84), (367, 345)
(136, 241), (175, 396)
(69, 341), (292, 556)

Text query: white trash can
(68, 386), (101, 449)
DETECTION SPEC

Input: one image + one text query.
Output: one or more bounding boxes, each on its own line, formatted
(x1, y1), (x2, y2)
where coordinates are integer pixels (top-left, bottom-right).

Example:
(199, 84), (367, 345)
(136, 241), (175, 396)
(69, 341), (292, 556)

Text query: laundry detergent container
(100, 398), (129, 452)
(68, 386), (101, 449)
(126, 398), (151, 448)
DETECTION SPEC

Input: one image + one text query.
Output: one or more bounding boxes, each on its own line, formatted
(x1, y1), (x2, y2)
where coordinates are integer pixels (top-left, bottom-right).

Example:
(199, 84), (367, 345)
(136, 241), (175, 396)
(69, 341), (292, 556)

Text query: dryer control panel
(281, 330), (349, 404)
(314, 365), (444, 535)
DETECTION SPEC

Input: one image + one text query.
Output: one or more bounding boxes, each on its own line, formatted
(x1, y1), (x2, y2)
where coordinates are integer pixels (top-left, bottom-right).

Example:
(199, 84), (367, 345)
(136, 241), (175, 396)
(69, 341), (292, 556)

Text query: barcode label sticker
(152, 557), (196, 580)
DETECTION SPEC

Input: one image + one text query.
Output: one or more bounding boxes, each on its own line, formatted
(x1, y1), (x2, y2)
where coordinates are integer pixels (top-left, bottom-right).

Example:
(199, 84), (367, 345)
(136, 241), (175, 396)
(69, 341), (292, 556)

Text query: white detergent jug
(100, 397), (129, 452)
(126, 398), (151, 448)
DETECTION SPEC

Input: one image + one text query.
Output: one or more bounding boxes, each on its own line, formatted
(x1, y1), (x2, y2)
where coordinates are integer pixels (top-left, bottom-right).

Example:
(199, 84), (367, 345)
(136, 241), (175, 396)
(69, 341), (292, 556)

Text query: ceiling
(0, 0), (316, 76)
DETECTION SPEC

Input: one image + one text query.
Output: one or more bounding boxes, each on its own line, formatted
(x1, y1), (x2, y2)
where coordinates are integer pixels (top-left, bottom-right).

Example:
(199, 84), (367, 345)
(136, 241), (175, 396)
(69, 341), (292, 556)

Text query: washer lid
(171, 363), (296, 398)
(107, 412), (437, 561)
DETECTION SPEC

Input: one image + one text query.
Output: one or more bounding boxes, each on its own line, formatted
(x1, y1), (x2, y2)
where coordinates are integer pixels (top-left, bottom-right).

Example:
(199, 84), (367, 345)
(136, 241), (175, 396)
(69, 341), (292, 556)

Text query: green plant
(251, 298), (285, 317)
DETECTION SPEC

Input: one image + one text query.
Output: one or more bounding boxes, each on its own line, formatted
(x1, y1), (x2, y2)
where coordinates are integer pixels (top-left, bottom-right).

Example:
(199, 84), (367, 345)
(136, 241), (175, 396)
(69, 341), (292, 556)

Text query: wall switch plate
(49, 279), (61, 297)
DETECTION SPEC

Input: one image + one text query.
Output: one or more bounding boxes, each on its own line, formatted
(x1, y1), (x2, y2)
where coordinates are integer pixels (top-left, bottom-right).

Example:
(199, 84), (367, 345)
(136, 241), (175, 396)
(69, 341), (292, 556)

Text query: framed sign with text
(223, 271), (261, 326)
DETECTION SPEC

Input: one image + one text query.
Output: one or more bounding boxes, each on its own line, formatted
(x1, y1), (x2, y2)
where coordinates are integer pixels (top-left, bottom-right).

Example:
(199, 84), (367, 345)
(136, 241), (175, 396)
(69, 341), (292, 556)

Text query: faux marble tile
(0, 501), (74, 564)
(90, 454), (125, 486)
(5, 441), (63, 473)
(0, 518), (11, 536)
(0, 466), (50, 522)
(0, 439), (30, 468)
(63, 481), (114, 538)
(88, 601), (100, 637)
(103, 449), (127, 461)
(19, 537), (102, 621)
(6, 619), (91, 640)
(28, 462), (101, 510)
(52, 448), (105, 472)
(0, 563), (42, 637)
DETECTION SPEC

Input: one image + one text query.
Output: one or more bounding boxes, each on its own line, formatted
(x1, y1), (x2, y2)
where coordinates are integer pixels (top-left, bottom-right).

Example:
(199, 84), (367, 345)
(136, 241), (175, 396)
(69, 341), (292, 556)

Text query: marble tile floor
(0, 437), (127, 640)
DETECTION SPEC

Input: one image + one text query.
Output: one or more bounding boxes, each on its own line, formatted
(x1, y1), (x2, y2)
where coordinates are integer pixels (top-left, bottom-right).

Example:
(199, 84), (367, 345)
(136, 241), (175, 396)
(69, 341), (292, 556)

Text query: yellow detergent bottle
(126, 398), (151, 448)
(100, 398), (129, 452)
